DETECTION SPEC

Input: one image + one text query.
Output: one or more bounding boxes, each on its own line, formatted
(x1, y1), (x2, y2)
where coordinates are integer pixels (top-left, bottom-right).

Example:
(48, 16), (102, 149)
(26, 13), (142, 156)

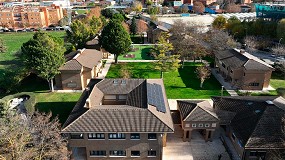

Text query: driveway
(163, 125), (230, 160)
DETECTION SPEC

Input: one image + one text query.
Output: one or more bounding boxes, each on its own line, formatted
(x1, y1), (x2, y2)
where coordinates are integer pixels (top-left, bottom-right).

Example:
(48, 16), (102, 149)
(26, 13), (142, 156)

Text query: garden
(106, 62), (228, 99)
(118, 45), (154, 60)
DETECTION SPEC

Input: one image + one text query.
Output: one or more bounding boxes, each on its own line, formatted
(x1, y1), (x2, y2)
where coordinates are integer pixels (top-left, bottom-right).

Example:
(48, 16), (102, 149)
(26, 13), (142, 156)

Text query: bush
(1, 92), (36, 115)
(277, 88), (285, 97)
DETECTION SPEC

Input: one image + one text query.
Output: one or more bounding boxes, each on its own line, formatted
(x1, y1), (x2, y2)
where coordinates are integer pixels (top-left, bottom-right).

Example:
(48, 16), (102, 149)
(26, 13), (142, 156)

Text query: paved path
(97, 55), (114, 79)
(168, 99), (212, 110)
(211, 68), (238, 96)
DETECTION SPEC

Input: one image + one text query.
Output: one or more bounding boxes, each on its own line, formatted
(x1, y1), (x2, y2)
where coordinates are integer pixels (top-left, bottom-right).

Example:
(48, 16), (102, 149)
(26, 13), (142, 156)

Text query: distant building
(62, 79), (174, 160)
(0, 4), (63, 28)
(214, 49), (274, 90)
(55, 49), (103, 90)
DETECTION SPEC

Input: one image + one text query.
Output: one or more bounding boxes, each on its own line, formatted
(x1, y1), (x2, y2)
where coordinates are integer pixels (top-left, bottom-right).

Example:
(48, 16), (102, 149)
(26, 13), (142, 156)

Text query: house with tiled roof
(177, 100), (219, 142)
(62, 79), (174, 160)
(55, 49), (103, 90)
(147, 24), (169, 43)
(212, 96), (285, 160)
(214, 48), (274, 90)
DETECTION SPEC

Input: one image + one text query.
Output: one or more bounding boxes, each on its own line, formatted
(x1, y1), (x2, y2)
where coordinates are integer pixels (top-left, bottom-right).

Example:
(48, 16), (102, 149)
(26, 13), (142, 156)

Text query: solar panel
(147, 83), (166, 113)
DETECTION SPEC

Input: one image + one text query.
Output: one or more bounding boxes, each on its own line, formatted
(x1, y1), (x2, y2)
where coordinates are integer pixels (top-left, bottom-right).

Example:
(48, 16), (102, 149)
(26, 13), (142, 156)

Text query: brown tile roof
(212, 96), (285, 149)
(215, 49), (274, 70)
(62, 79), (174, 133)
(59, 49), (103, 71)
(177, 100), (219, 122)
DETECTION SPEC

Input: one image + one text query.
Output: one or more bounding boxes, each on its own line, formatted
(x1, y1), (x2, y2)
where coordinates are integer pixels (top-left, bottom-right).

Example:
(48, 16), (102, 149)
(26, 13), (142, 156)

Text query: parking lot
(163, 125), (230, 160)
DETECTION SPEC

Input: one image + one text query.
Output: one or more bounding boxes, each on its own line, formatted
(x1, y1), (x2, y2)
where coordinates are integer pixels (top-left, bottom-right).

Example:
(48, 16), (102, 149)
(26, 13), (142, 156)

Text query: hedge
(1, 92), (36, 115)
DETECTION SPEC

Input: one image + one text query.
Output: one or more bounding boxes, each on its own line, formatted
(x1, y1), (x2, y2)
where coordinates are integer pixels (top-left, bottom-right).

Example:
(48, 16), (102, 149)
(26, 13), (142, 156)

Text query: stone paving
(163, 125), (230, 160)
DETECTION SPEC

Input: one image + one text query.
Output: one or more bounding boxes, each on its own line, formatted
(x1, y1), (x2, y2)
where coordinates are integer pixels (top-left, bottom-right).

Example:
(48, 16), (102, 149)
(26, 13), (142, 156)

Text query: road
(250, 50), (285, 64)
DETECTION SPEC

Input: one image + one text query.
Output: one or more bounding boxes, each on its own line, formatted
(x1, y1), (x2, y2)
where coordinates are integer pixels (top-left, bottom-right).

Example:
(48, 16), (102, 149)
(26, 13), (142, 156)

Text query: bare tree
(272, 44), (285, 57)
(0, 111), (69, 160)
(132, 1), (143, 13)
(196, 65), (211, 88)
(207, 29), (237, 53)
(244, 36), (258, 53)
(193, 1), (205, 13)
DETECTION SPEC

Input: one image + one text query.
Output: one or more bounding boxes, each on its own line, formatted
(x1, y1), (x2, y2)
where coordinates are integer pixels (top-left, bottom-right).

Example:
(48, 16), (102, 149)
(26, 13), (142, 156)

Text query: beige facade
(68, 133), (164, 160)
(0, 4), (63, 28)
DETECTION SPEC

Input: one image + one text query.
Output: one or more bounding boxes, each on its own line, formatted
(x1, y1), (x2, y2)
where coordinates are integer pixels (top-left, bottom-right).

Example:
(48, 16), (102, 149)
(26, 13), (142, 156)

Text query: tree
(226, 16), (241, 32)
(120, 64), (131, 78)
(0, 111), (69, 160)
(212, 15), (227, 30)
(66, 20), (91, 49)
(181, 5), (189, 13)
(132, 1), (143, 12)
(272, 44), (285, 57)
(207, 29), (237, 52)
(146, 0), (153, 6)
(193, 1), (205, 13)
(99, 20), (131, 63)
(101, 8), (114, 19)
(122, 21), (130, 33)
(111, 13), (125, 22)
(244, 36), (258, 52)
(277, 19), (285, 43)
(154, 32), (180, 78)
(196, 65), (211, 88)
(21, 32), (65, 92)
(130, 17), (137, 35)
(87, 6), (101, 19)
(147, 6), (160, 15)
(0, 38), (7, 53)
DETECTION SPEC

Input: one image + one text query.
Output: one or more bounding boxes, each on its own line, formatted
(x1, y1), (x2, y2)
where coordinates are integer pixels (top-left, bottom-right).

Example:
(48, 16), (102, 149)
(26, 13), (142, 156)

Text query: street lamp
(221, 86), (224, 96)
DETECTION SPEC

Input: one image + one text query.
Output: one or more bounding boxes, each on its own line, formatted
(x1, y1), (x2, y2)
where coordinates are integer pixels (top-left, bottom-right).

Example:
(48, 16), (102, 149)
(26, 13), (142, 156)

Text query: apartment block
(0, 4), (63, 28)
(62, 79), (174, 160)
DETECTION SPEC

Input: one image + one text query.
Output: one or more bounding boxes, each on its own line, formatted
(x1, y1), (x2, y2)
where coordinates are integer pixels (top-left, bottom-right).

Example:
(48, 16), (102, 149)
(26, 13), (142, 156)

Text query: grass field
(0, 31), (66, 75)
(1, 74), (81, 125)
(118, 45), (154, 60)
(106, 62), (228, 99)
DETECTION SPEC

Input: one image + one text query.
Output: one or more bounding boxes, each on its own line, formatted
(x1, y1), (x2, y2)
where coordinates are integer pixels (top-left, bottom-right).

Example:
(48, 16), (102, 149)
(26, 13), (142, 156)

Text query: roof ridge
(62, 108), (91, 132)
(148, 105), (174, 132)
(197, 101), (219, 120)
(183, 104), (198, 121)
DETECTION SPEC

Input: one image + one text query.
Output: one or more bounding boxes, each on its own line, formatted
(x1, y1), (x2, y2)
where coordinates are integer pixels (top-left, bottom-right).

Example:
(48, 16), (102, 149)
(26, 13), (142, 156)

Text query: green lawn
(1, 74), (81, 125)
(118, 45), (154, 60)
(76, 9), (88, 14)
(0, 31), (66, 75)
(106, 62), (228, 99)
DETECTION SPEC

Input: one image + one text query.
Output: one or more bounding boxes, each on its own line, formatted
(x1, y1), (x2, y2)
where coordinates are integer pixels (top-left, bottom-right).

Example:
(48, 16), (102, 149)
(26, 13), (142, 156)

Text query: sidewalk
(211, 68), (238, 96)
(168, 99), (212, 110)
(97, 55), (114, 79)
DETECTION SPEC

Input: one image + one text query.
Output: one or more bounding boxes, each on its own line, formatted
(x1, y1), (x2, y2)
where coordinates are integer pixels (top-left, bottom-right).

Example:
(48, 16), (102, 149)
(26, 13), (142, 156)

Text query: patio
(163, 125), (230, 160)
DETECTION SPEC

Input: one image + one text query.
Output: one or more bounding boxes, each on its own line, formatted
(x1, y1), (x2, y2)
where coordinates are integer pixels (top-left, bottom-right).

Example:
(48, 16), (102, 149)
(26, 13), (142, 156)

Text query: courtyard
(163, 125), (230, 160)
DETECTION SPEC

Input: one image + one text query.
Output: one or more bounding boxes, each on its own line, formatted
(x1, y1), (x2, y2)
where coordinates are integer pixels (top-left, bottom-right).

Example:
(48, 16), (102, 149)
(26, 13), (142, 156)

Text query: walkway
(97, 55), (114, 79)
(168, 99), (213, 110)
(211, 68), (238, 96)
(220, 130), (242, 160)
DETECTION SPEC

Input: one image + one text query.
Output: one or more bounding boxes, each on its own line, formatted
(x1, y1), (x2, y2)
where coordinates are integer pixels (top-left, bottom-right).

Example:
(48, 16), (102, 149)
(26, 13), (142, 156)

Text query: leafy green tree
(154, 32), (180, 78)
(226, 16), (241, 32)
(0, 37), (7, 53)
(111, 13), (124, 22)
(99, 20), (131, 63)
(21, 32), (65, 92)
(212, 15), (227, 30)
(66, 20), (91, 49)
(101, 8), (114, 18)
(89, 16), (102, 36)
(130, 17), (137, 35)
(277, 19), (285, 43)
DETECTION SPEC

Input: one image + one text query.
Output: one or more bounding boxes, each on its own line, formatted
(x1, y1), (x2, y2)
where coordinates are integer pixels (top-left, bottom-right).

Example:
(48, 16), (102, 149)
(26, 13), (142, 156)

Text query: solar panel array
(147, 83), (166, 113)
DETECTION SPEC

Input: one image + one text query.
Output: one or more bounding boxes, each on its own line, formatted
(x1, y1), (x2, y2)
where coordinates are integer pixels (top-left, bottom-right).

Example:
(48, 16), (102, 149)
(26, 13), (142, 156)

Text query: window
(148, 150), (156, 157)
(185, 124), (190, 127)
(130, 133), (140, 140)
(249, 83), (259, 86)
(104, 95), (116, 100)
(249, 151), (266, 158)
(118, 95), (127, 100)
(230, 70), (233, 73)
(70, 133), (83, 139)
(148, 133), (157, 140)
(109, 133), (126, 139)
(205, 123), (210, 127)
(231, 133), (236, 141)
(244, 73), (246, 76)
(249, 151), (257, 157)
(198, 123), (203, 127)
(109, 150), (126, 157)
(192, 123), (196, 127)
(131, 151), (140, 157)
(212, 123), (216, 127)
(88, 133), (105, 139)
(90, 150), (106, 157)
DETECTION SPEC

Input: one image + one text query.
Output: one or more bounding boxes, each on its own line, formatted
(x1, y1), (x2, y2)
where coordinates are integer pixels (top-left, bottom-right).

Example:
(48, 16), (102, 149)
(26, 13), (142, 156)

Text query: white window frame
(192, 123), (196, 127)
(198, 123), (203, 127)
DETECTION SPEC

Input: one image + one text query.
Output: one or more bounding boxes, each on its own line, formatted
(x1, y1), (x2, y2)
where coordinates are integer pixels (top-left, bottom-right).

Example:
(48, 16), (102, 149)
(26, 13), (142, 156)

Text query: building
(255, 3), (285, 20)
(214, 48), (274, 90)
(61, 79), (174, 160)
(177, 100), (219, 142)
(55, 49), (103, 90)
(212, 96), (285, 160)
(0, 4), (63, 28)
(147, 24), (169, 43)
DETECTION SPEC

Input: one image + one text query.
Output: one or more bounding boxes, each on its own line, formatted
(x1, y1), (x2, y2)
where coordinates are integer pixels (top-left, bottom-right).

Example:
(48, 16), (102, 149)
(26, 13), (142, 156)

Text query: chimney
(240, 49), (245, 54)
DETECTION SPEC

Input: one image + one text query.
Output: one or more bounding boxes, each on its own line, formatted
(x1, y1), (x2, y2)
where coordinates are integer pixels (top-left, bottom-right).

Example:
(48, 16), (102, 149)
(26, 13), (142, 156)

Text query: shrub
(277, 88), (285, 97)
